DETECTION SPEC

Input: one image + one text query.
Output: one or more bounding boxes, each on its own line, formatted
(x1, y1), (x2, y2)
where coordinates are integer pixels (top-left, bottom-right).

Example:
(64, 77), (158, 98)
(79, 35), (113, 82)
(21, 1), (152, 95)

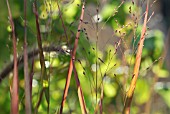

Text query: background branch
(0, 46), (64, 84)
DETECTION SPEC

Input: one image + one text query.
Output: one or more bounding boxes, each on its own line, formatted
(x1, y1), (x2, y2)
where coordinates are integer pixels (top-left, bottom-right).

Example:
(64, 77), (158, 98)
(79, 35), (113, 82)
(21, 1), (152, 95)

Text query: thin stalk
(56, 0), (69, 46)
(6, 0), (19, 113)
(95, 5), (99, 105)
(33, 1), (47, 82)
(33, 1), (49, 113)
(24, 0), (32, 113)
(122, 1), (149, 114)
(99, 84), (103, 114)
(60, 1), (86, 113)
(94, 84), (103, 114)
(34, 89), (44, 114)
(72, 61), (87, 114)
(29, 52), (35, 102)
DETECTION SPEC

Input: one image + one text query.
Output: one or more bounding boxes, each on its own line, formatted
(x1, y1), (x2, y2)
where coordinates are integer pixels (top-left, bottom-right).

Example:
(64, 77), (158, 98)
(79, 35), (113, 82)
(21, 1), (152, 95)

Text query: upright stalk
(6, 0), (19, 113)
(56, 0), (69, 46)
(72, 61), (87, 114)
(33, 1), (49, 113)
(60, 1), (86, 113)
(123, 1), (149, 114)
(24, 0), (32, 113)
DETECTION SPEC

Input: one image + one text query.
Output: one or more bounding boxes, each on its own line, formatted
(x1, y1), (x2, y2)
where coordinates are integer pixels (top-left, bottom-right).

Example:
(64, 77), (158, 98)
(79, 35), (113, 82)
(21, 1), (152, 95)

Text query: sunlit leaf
(135, 79), (149, 104)
(43, 80), (49, 88)
(152, 65), (169, 78)
(7, 25), (12, 32)
(104, 83), (117, 97)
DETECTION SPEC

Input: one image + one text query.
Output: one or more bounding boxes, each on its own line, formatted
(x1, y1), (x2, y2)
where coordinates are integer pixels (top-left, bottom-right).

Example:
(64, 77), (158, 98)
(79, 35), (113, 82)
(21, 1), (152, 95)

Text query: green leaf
(104, 83), (117, 97)
(135, 79), (150, 104)
(152, 65), (169, 78)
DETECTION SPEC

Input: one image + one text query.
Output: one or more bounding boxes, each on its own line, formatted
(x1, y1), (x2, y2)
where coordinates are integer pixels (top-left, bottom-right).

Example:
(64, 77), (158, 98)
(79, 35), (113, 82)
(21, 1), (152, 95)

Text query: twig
(122, 1), (149, 114)
(6, 0), (19, 113)
(60, 1), (86, 113)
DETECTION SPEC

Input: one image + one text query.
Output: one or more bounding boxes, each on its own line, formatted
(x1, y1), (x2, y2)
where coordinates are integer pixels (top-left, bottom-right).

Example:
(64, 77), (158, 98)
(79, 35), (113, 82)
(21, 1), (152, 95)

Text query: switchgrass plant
(0, 0), (168, 114)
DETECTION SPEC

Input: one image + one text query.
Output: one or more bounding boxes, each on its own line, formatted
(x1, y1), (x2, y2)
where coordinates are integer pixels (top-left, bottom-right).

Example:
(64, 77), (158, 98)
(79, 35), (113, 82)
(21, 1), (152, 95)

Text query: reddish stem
(60, 2), (86, 114)
(6, 0), (19, 113)
(72, 61), (87, 114)
(123, 2), (149, 114)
